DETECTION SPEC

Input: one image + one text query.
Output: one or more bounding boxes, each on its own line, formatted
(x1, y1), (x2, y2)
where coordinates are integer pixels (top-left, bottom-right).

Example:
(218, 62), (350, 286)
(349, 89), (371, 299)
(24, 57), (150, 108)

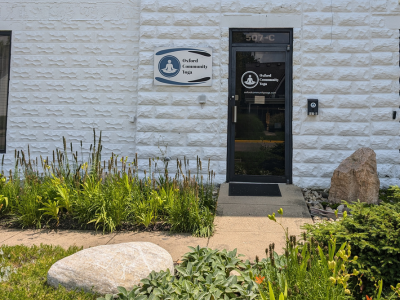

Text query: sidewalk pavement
(0, 229), (208, 262)
(0, 183), (313, 262)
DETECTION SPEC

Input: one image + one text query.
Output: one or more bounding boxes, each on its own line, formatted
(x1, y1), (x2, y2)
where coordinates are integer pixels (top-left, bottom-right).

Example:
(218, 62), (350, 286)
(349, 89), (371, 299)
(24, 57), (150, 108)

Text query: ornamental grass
(0, 130), (216, 237)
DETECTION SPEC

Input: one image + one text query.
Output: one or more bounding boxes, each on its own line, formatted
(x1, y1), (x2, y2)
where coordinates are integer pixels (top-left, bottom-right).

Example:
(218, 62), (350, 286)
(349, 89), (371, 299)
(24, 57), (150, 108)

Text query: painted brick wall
(137, 0), (400, 187)
(0, 0), (140, 172)
(292, 0), (400, 188)
(1, 0), (400, 188)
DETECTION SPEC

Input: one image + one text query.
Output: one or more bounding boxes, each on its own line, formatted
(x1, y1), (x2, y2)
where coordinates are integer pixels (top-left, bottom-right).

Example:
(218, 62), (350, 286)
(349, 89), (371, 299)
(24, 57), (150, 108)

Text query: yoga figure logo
(241, 71), (259, 89)
(244, 75), (255, 85)
(162, 60), (176, 73)
(158, 55), (180, 77)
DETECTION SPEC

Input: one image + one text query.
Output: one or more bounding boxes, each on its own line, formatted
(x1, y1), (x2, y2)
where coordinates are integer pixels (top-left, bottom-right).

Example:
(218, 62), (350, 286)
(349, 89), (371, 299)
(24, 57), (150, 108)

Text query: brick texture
(1, 0), (400, 188)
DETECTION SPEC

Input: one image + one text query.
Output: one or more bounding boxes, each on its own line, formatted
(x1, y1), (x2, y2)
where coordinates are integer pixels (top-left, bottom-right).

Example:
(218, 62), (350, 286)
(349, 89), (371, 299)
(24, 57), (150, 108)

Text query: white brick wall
(1, 0), (400, 188)
(1, 0), (140, 172)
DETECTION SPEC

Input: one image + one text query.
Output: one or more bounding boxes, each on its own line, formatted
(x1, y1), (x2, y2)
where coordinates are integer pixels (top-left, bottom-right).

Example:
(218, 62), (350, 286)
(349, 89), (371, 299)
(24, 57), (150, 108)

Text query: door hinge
(287, 45), (290, 51)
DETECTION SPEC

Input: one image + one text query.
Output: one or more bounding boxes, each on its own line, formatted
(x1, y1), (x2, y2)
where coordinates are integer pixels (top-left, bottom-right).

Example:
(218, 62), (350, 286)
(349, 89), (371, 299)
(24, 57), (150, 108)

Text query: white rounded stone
(47, 242), (174, 295)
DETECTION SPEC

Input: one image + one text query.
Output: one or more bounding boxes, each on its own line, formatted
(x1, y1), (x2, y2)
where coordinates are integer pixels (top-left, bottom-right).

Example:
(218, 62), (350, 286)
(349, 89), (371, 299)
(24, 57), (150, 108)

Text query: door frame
(227, 28), (293, 184)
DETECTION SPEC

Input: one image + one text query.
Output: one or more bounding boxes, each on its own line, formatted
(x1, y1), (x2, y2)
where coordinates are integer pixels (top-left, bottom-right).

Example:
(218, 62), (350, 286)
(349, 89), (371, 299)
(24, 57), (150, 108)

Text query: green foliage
(98, 233), (354, 300)
(260, 208), (361, 299)
(0, 194), (8, 214)
(303, 200), (400, 299)
(39, 199), (61, 226)
(0, 131), (216, 237)
(99, 247), (260, 300)
(0, 244), (97, 299)
(379, 186), (400, 204)
(14, 181), (44, 228)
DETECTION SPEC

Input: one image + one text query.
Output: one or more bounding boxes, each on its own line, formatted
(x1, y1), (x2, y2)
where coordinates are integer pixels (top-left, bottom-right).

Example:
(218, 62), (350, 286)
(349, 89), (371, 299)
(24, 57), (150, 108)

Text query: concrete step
(208, 183), (313, 260)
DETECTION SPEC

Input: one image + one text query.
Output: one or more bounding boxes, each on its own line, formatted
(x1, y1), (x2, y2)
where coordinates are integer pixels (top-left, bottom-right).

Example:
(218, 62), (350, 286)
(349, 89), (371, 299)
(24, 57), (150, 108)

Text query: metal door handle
(232, 106), (237, 123)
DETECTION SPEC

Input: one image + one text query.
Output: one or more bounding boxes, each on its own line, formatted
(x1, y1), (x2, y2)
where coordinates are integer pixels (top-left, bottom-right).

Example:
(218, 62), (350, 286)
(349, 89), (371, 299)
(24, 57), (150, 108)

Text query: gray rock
(314, 203), (324, 210)
(325, 207), (334, 213)
(322, 192), (329, 198)
(47, 242), (174, 295)
(337, 204), (345, 213)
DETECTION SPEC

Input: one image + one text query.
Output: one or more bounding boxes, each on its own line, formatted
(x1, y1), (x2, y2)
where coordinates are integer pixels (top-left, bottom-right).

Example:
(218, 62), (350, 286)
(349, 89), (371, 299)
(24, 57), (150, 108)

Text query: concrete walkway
(209, 183), (313, 260)
(0, 183), (313, 262)
(0, 229), (208, 262)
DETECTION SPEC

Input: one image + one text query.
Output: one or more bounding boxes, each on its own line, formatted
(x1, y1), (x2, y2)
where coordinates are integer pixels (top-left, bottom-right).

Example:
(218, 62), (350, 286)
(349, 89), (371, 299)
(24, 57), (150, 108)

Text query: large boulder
(47, 242), (174, 295)
(328, 148), (380, 204)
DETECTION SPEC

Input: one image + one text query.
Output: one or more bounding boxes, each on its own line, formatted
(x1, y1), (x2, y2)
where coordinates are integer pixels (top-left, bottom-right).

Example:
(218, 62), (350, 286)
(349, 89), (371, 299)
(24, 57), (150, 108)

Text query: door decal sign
(154, 47), (212, 86)
(241, 71), (259, 89)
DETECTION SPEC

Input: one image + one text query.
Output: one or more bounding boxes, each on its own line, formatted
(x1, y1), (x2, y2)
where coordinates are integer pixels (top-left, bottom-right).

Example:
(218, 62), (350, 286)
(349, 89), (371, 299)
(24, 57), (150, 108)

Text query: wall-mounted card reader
(307, 99), (318, 115)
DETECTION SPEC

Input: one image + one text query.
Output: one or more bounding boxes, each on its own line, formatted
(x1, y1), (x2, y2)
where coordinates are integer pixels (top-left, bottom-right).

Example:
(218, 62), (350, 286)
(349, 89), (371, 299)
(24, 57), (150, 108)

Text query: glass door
(228, 48), (291, 183)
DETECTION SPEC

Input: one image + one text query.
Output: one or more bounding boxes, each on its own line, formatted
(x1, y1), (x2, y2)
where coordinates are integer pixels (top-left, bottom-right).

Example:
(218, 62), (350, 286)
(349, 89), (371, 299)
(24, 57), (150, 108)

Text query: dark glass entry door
(228, 44), (292, 183)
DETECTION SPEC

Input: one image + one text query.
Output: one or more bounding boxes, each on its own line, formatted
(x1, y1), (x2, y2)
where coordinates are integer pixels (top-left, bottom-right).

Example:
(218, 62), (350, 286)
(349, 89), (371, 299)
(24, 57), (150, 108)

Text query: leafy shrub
(0, 131), (217, 237)
(98, 241), (353, 300)
(98, 209), (357, 300)
(379, 185), (400, 204)
(303, 201), (400, 299)
(0, 194), (7, 215)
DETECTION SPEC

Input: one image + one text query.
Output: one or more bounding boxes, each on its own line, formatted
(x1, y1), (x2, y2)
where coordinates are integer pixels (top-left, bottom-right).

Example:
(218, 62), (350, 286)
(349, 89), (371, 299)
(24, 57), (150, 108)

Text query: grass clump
(0, 244), (96, 299)
(303, 200), (400, 299)
(0, 130), (216, 237)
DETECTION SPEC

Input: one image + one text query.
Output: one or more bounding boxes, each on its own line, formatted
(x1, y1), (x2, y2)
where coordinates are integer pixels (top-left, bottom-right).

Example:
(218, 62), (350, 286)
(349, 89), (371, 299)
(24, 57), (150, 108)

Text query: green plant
(99, 240), (352, 300)
(0, 131), (216, 237)
(99, 211), (356, 300)
(329, 203), (340, 210)
(261, 208), (354, 299)
(303, 200), (400, 299)
(97, 287), (137, 300)
(99, 247), (260, 300)
(52, 178), (74, 213)
(15, 185), (44, 228)
(381, 186), (400, 204)
(0, 194), (8, 214)
(259, 281), (287, 300)
(39, 199), (61, 226)
(136, 210), (154, 228)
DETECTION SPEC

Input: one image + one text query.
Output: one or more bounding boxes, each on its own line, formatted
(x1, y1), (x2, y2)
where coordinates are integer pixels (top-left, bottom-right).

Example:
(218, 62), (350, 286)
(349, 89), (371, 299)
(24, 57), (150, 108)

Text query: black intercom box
(307, 99), (318, 115)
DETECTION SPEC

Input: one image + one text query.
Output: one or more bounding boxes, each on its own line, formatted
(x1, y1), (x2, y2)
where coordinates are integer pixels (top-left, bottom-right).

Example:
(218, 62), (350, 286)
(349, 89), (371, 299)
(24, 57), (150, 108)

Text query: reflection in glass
(0, 34), (10, 152)
(234, 51), (285, 176)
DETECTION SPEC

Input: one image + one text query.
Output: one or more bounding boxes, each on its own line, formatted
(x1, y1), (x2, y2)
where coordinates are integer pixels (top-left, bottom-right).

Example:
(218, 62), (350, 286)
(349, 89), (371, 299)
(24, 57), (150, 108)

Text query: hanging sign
(154, 47), (212, 86)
